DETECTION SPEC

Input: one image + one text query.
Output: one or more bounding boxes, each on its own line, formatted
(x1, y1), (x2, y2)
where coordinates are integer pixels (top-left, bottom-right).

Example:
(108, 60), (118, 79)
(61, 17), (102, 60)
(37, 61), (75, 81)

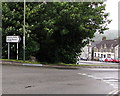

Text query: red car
(113, 58), (120, 63)
(105, 58), (114, 62)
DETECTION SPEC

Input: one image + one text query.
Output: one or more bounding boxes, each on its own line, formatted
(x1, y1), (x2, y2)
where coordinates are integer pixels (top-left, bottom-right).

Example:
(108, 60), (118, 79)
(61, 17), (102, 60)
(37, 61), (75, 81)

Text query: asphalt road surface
(2, 65), (119, 94)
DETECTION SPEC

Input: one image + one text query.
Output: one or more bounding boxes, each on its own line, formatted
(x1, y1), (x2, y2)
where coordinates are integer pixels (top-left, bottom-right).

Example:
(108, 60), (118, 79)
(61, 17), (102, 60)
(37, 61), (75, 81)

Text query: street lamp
(23, 0), (26, 61)
(23, 0), (47, 61)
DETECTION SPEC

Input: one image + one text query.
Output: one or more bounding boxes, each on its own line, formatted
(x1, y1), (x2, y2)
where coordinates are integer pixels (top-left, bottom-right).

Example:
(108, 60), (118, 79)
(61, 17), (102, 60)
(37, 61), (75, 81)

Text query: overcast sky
(105, 0), (119, 30)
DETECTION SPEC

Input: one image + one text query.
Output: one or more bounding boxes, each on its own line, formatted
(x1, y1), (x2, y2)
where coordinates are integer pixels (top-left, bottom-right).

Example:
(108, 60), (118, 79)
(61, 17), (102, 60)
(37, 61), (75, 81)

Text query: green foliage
(2, 2), (111, 63)
(1, 59), (41, 64)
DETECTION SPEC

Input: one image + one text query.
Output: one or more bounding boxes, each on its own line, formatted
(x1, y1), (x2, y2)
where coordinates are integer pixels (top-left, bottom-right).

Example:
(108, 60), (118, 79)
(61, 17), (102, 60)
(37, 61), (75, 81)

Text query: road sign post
(6, 36), (21, 60)
(8, 43), (10, 59)
(17, 43), (18, 60)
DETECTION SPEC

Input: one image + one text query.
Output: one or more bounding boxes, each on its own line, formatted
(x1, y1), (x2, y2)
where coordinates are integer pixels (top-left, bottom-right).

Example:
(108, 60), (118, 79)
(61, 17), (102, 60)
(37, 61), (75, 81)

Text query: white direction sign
(6, 36), (21, 43)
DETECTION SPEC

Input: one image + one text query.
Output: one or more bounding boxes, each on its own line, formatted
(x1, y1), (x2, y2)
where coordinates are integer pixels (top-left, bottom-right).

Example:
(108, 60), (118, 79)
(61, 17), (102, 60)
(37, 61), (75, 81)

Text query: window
(107, 54), (111, 58)
(101, 49), (104, 52)
(94, 53), (96, 57)
(101, 54), (103, 58)
(94, 48), (98, 52)
(98, 54), (100, 57)
(108, 49), (111, 52)
(104, 44), (107, 48)
(104, 55), (106, 58)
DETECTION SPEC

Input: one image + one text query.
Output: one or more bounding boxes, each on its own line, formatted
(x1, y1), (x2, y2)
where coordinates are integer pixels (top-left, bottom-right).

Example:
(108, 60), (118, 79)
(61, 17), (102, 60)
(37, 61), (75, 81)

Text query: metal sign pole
(17, 43), (18, 60)
(6, 36), (21, 60)
(8, 43), (10, 59)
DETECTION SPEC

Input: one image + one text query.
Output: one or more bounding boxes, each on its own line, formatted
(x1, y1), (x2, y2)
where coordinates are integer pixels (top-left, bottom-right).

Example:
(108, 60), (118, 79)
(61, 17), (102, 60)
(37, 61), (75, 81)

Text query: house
(80, 43), (92, 60)
(80, 41), (100, 61)
(79, 37), (119, 61)
(93, 37), (119, 60)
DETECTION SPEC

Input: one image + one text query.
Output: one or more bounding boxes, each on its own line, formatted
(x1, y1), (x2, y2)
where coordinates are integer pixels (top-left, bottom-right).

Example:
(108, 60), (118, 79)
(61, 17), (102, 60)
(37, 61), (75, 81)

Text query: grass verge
(46, 62), (118, 67)
(0, 59), (118, 67)
(0, 59), (41, 64)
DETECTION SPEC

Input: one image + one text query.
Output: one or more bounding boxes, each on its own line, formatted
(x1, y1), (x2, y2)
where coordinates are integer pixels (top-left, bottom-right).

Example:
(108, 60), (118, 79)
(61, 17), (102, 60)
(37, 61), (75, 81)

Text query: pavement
(78, 60), (119, 65)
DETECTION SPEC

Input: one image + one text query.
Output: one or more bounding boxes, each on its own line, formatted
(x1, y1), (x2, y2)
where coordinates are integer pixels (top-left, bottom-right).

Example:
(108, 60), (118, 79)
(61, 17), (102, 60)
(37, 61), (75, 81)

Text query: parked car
(80, 57), (88, 61)
(105, 58), (114, 62)
(113, 58), (120, 63)
(99, 58), (106, 62)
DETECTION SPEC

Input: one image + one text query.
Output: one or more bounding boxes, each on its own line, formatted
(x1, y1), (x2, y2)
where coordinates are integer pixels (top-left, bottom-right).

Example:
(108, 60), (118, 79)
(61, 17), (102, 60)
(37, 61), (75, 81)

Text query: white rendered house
(93, 37), (119, 60)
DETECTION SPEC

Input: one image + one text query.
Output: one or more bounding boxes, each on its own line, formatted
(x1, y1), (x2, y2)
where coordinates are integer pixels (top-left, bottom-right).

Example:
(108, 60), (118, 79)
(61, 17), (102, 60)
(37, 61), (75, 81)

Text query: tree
(2, 2), (39, 59)
(2, 2), (111, 63)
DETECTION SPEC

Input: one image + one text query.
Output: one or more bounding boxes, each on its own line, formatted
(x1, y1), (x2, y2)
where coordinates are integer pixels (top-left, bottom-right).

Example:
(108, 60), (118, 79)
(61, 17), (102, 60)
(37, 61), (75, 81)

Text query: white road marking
(82, 73), (87, 76)
(87, 75), (94, 78)
(113, 86), (118, 89)
(88, 68), (119, 71)
(78, 73), (87, 76)
(92, 77), (101, 80)
(78, 73), (82, 75)
(103, 79), (118, 82)
(110, 84), (115, 86)
(78, 72), (118, 90)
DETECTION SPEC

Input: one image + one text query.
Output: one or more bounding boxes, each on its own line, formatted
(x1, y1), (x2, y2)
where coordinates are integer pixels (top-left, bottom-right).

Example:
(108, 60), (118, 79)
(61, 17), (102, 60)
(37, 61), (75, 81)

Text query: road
(2, 65), (119, 94)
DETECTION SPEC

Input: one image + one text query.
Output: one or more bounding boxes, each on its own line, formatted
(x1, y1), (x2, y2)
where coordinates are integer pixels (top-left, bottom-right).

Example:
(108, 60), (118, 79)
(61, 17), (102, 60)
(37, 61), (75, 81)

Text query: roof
(94, 39), (118, 48)
(92, 41), (101, 47)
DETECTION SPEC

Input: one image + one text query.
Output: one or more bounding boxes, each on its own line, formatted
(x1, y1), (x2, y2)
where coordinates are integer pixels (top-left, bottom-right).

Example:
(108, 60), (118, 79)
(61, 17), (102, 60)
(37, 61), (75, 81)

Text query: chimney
(102, 36), (106, 41)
